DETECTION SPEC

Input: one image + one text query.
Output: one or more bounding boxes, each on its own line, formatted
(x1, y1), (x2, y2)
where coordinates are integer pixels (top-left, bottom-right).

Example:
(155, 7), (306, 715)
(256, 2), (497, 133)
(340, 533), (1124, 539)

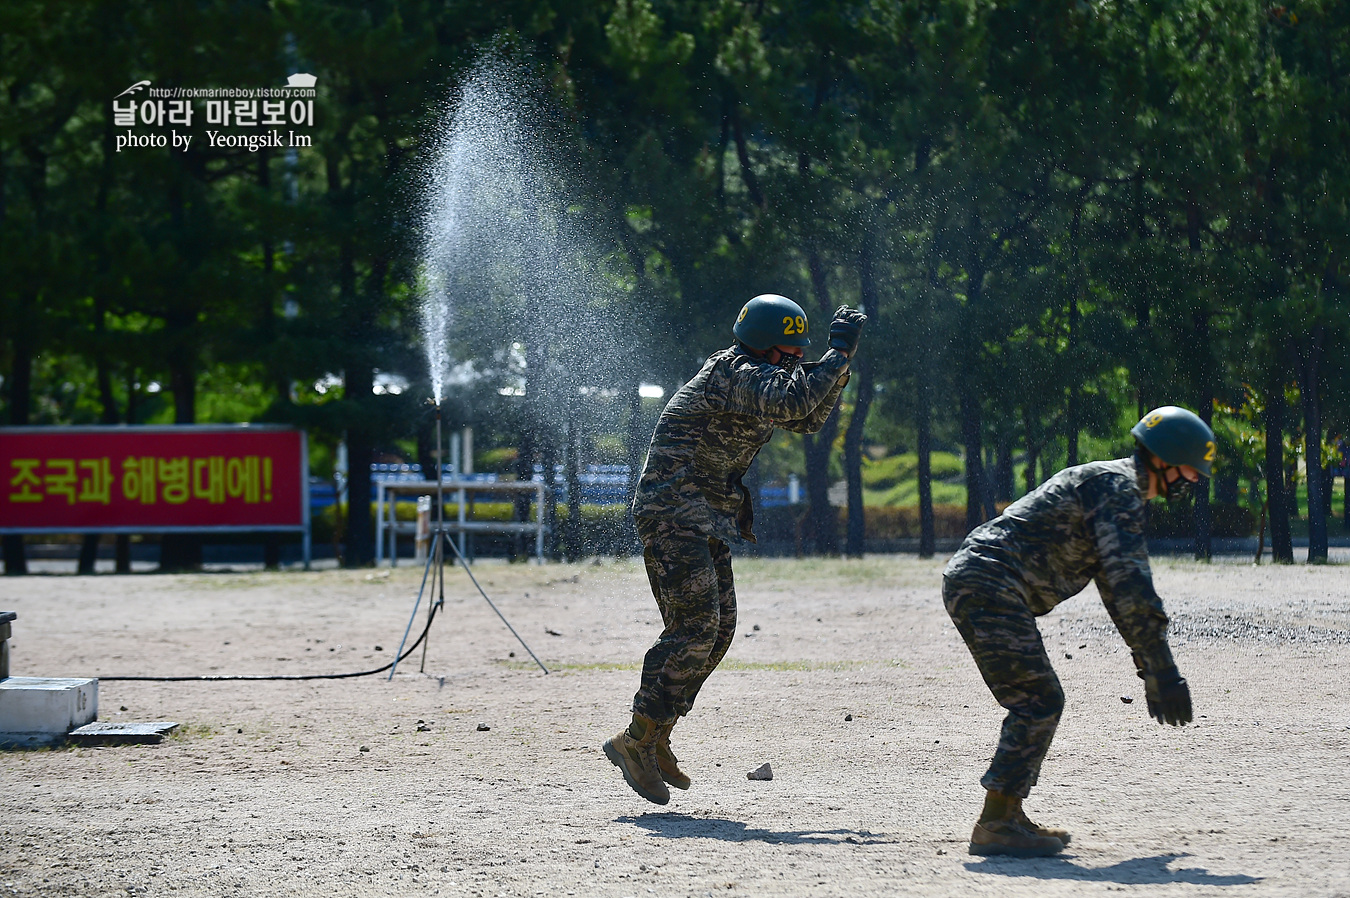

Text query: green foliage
(862, 452), (964, 492)
(861, 451), (966, 506)
(3, 1), (1347, 562)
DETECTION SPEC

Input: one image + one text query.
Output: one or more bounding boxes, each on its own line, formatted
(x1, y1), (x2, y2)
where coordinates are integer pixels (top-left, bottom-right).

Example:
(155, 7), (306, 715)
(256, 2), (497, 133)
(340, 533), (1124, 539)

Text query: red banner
(0, 427), (307, 532)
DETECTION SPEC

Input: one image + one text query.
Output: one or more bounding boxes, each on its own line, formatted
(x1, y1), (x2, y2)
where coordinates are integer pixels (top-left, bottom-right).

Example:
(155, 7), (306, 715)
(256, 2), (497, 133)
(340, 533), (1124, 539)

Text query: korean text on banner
(0, 428), (305, 532)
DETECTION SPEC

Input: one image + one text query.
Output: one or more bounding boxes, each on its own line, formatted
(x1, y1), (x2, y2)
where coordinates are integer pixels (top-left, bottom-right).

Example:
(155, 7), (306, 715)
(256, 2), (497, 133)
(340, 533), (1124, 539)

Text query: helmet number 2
(1204, 441), (1216, 462)
(782, 315), (806, 335)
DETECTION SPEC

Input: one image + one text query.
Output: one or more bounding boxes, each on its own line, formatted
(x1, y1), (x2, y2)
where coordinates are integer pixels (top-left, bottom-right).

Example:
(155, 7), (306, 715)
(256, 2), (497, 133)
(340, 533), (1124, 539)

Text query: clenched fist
(829, 306), (867, 357)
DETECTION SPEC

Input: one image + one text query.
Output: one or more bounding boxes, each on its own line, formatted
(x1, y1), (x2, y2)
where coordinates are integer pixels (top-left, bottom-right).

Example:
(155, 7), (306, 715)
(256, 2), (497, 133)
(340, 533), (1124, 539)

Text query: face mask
(1162, 468), (1193, 502)
(777, 353), (801, 372)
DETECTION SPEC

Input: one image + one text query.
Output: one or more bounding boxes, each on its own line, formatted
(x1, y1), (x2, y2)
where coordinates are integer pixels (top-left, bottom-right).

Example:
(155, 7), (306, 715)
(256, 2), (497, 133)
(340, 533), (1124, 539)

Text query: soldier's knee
(1034, 679), (1065, 720)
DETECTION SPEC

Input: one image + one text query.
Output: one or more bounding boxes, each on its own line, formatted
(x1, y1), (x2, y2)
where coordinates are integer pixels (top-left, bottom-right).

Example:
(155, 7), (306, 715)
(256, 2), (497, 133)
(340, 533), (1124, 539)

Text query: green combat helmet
(733, 294), (811, 351)
(1131, 406), (1216, 478)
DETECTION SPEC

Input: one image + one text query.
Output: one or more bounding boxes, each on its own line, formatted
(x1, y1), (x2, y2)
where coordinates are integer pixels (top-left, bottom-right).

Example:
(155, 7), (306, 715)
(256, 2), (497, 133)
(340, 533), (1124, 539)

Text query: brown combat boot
(968, 790), (1065, 857)
(1012, 797), (1071, 846)
(654, 719), (691, 790)
(603, 714), (670, 805)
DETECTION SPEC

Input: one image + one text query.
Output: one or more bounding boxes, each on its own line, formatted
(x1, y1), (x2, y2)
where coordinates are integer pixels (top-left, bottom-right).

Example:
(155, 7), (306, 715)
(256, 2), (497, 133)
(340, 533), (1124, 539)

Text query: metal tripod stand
(388, 403), (548, 679)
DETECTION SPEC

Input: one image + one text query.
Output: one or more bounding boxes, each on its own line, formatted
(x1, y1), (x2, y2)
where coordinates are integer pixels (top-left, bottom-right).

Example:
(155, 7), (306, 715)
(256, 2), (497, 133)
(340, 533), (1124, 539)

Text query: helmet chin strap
(1144, 455), (1191, 501)
(764, 347), (801, 371)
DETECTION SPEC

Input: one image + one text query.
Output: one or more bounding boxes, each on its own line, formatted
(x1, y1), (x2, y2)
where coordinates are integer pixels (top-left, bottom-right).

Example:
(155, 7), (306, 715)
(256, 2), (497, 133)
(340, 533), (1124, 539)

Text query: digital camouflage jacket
(944, 456), (1176, 671)
(632, 345), (850, 544)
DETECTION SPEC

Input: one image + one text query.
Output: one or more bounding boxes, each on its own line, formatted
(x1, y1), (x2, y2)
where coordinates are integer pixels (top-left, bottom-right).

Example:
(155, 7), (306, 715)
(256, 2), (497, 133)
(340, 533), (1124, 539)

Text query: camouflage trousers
(630, 517), (737, 724)
(943, 568), (1065, 799)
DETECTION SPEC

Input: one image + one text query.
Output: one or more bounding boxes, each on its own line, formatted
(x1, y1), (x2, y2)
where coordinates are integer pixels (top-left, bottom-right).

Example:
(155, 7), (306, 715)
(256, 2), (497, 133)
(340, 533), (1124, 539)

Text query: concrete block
(68, 721), (179, 746)
(0, 677), (98, 748)
(0, 610), (14, 679)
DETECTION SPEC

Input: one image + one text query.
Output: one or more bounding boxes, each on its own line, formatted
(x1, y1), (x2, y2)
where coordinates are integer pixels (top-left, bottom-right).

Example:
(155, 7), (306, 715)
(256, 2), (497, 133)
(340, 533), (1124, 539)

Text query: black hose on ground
(97, 599), (443, 682)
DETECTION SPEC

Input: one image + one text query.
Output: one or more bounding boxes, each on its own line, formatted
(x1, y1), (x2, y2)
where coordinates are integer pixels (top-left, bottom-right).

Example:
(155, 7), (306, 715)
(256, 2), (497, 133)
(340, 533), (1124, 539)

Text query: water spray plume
(414, 51), (636, 422)
(416, 53), (532, 408)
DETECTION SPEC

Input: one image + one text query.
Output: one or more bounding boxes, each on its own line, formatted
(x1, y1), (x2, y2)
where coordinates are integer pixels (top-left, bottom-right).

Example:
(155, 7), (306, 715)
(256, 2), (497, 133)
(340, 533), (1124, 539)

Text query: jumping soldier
(604, 294), (867, 805)
(944, 406), (1214, 856)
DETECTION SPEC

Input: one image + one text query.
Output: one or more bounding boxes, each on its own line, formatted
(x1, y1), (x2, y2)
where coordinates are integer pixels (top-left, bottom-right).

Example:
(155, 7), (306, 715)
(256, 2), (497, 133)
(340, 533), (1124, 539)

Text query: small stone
(936, 848), (946, 855)
(1065, 653), (1073, 659)
(477, 723), (491, 731)
(1121, 695), (1134, 704)
(752, 624), (760, 631)
(120, 705), (128, 711)
(747, 762), (773, 781)
(844, 713), (852, 722)
(237, 728), (243, 734)
(359, 746), (370, 752)
(509, 651), (515, 657)
(374, 645), (383, 651)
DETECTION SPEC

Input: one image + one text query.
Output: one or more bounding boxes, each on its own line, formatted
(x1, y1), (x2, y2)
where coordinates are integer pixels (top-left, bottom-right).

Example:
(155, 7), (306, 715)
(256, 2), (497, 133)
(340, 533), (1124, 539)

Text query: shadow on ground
(965, 852), (1262, 886)
(617, 813), (895, 845)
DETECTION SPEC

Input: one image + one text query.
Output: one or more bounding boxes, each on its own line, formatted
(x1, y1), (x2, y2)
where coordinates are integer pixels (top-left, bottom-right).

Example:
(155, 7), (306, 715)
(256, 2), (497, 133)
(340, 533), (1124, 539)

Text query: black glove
(1140, 664), (1192, 726)
(829, 306), (867, 355)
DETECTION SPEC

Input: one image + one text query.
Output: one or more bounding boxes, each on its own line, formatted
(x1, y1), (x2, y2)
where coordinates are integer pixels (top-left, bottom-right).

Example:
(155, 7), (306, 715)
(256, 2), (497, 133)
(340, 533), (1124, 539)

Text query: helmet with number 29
(1130, 406), (1216, 478)
(733, 294), (811, 351)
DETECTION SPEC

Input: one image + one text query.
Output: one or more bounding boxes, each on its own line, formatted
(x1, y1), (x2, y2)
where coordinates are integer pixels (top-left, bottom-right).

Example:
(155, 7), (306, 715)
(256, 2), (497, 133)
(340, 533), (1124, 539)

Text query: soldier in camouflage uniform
(604, 294), (867, 805)
(945, 406), (1215, 856)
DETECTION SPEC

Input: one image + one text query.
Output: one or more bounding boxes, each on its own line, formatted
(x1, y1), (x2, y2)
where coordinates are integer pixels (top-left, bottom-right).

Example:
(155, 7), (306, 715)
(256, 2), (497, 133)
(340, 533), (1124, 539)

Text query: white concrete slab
(0, 676), (98, 748)
(68, 721), (179, 745)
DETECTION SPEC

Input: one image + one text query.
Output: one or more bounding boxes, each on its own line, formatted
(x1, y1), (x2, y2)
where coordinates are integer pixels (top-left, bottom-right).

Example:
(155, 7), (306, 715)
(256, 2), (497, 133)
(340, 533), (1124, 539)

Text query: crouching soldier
(604, 294), (866, 804)
(945, 406), (1214, 855)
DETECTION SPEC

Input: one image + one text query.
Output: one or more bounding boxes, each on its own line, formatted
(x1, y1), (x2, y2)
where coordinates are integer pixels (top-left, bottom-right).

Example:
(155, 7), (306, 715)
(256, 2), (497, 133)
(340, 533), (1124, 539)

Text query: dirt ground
(2, 553), (1348, 897)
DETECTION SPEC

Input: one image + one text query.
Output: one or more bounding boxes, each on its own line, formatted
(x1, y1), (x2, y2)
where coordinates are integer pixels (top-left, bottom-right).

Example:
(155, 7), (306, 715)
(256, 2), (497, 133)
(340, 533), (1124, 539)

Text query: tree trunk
(1265, 385), (1294, 563)
(960, 380), (986, 535)
(802, 411), (841, 556)
(1321, 459), (1333, 521)
(1066, 291), (1080, 469)
(539, 425), (560, 561)
(844, 371), (872, 557)
(731, 106), (766, 210)
(1022, 406), (1041, 496)
(844, 236), (879, 558)
(917, 382), (935, 558)
(623, 379), (645, 555)
(994, 431), (1014, 503)
(916, 275), (936, 557)
(159, 334), (203, 572)
(1343, 452), (1350, 532)
(801, 244), (839, 555)
(1193, 310), (1213, 561)
(116, 371), (135, 573)
(158, 168), (203, 573)
(343, 366), (377, 568)
(1287, 457), (1300, 518)
(563, 410), (583, 561)
(512, 387), (536, 562)
(3, 327), (32, 574)
(1300, 328), (1327, 563)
